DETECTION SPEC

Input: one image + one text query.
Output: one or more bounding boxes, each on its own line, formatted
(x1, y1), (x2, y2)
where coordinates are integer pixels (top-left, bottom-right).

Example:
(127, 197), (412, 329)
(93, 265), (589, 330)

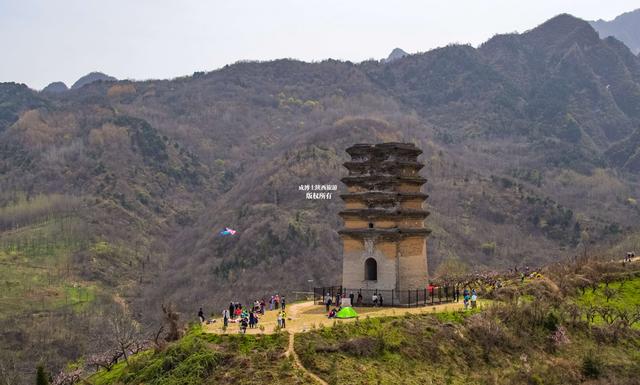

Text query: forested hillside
(1, 13), (640, 383)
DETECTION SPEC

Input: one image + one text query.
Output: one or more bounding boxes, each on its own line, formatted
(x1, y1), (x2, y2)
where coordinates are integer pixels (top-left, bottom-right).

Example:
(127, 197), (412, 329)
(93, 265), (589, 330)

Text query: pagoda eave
(341, 175), (427, 185)
(338, 228), (431, 239)
(339, 208), (430, 219)
(346, 143), (423, 157)
(340, 191), (428, 201)
(343, 160), (424, 171)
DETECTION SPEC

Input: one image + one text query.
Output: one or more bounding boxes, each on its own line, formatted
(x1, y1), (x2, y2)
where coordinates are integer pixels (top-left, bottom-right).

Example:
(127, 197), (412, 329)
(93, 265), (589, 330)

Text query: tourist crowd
(198, 294), (288, 334)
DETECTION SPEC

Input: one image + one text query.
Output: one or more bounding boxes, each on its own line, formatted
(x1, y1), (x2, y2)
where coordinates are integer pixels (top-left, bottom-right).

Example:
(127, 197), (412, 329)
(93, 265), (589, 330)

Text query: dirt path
(203, 301), (465, 384)
(286, 332), (328, 385)
(203, 300), (464, 335)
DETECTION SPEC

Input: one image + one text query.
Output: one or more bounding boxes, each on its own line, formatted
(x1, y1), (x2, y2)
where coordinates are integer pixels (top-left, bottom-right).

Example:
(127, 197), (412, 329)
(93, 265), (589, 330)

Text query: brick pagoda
(338, 142), (430, 300)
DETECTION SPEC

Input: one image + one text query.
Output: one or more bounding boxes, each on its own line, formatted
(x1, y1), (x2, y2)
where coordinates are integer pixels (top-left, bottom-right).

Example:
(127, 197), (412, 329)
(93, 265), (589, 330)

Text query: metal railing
(314, 285), (460, 308)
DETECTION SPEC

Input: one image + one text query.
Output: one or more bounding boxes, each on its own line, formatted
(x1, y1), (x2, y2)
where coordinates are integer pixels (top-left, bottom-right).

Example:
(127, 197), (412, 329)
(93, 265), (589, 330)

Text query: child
(240, 318), (248, 334)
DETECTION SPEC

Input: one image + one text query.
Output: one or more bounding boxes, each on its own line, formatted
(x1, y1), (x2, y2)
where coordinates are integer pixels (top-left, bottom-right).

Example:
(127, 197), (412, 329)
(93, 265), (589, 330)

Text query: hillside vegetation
(295, 259), (640, 385)
(2, 13), (640, 384)
(79, 259), (640, 385)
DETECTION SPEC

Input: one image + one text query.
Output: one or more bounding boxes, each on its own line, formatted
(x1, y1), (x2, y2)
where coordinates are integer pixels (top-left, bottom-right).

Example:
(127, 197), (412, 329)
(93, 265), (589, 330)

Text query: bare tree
(585, 306), (598, 324)
(602, 287), (618, 302)
(161, 303), (181, 342)
(107, 308), (140, 364)
(597, 306), (616, 325)
(615, 309), (631, 328)
(631, 305), (640, 328)
(51, 369), (82, 385)
(0, 357), (20, 385)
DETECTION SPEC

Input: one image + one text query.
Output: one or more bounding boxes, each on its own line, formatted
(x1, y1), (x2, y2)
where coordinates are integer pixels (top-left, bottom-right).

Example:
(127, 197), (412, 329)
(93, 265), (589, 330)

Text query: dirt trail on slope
(286, 332), (328, 385)
(203, 300), (465, 385)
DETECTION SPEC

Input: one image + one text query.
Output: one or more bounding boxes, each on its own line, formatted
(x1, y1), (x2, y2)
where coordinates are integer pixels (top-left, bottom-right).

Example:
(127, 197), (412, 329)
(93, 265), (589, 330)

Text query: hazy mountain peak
(71, 71), (117, 89)
(383, 48), (409, 63)
(41, 81), (68, 94)
(530, 13), (597, 39)
(590, 8), (640, 54)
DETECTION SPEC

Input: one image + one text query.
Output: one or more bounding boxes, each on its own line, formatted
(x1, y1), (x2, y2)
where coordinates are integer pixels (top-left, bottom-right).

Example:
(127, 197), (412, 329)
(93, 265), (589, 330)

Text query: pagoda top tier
(345, 142), (422, 162)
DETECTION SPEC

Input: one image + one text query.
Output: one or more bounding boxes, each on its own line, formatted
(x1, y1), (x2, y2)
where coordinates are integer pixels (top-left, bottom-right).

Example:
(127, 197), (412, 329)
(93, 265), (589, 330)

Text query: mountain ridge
(590, 8), (640, 54)
(2, 12), (640, 383)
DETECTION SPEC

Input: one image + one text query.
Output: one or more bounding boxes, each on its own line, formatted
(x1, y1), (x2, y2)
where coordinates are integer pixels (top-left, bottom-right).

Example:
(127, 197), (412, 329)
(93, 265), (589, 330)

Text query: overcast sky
(1, 0), (638, 90)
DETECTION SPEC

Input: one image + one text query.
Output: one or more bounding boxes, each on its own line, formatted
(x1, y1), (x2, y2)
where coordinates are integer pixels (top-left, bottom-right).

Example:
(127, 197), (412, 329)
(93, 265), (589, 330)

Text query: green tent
(336, 307), (358, 319)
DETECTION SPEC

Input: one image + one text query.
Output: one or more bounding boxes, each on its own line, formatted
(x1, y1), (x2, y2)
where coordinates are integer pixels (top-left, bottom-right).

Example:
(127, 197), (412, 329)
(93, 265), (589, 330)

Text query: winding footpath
(283, 301), (329, 385)
(286, 332), (328, 385)
(204, 300), (463, 384)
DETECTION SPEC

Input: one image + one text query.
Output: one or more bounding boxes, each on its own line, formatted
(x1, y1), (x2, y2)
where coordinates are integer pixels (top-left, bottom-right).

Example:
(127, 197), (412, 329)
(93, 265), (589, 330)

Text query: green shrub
(36, 365), (49, 385)
(581, 352), (602, 379)
(528, 374), (544, 385)
(481, 242), (496, 256)
(543, 311), (559, 331)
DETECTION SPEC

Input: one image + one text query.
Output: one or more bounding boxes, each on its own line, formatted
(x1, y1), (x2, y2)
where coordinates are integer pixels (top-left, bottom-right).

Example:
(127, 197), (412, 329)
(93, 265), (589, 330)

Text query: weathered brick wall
(397, 236), (428, 290)
(400, 199), (424, 210)
(345, 200), (366, 209)
(398, 184), (421, 193)
(341, 236), (398, 290)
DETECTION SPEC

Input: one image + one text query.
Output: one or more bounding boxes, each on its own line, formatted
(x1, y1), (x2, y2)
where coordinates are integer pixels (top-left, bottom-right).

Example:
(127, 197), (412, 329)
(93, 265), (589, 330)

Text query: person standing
(280, 310), (287, 328)
(198, 307), (205, 323)
(357, 292), (363, 306)
(229, 302), (235, 320)
(277, 311), (283, 328)
(325, 294), (332, 312)
(222, 309), (229, 328)
(471, 292), (477, 309)
(379, 293), (384, 307)
(281, 296), (286, 311)
(249, 311), (256, 328)
(349, 292), (355, 306)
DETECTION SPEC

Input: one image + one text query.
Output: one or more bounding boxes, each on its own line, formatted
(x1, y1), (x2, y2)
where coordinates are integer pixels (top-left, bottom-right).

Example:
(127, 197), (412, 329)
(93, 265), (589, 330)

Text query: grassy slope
(81, 269), (640, 385)
(0, 216), (94, 317)
(294, 278), (640, 385)
(0, 196), (120, 379)
(88, 304), (640, 385)
(576, 276), (640, 328)
(90, 326), (309, 385)
(578, 277), (640, 310)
